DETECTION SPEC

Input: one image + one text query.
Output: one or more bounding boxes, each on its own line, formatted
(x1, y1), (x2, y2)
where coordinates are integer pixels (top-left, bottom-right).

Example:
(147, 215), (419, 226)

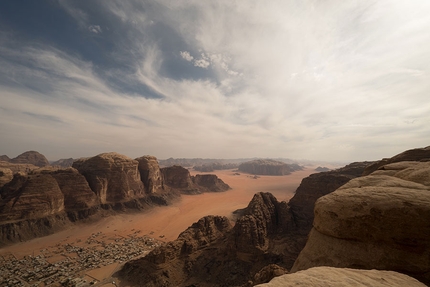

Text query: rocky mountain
(51, 158), (74, 167)
(161, 165), (230, 194)
(0, 155), (10, 162)
(238, 159), (302, 175)
(193, 162), (238, 172)
(72, 153), (145, 204)
(9, 151), (50, 167)
(314, 166), (330, 172)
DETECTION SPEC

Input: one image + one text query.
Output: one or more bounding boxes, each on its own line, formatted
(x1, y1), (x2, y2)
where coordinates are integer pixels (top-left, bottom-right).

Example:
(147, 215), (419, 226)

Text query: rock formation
(193, 162), (238, 172)
(0, 167), (13, 189)
(256, 266), (426, 287)
(51, 158), (74, 167)
(292, 160), (430, 285)
(191, 174), (230, 192)
(9, 151), (50, 167)
(72, 152), (145, 204)
(0, 173), (64, 222)
(363, 145), (430, 175)
(135, 156), (164, 193)
(160, 165), (199, 194)
(238, 159), (301, 175)
(161, 165), (230, 194)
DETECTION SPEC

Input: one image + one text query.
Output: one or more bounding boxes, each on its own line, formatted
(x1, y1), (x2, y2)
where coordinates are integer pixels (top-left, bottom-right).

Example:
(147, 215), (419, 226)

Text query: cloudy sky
(1, 1), (429, 162)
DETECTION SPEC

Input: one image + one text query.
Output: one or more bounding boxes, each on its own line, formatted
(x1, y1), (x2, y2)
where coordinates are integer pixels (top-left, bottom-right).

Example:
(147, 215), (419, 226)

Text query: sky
(0, 0), (429, 162)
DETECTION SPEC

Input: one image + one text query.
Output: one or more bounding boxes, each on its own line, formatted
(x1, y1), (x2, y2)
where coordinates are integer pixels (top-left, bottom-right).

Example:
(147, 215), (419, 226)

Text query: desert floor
(0, 168), (316, 285)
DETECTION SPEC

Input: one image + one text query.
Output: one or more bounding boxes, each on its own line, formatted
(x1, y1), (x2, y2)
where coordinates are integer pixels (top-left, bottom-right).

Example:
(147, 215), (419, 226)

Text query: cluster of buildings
(0, 231), (161, 287)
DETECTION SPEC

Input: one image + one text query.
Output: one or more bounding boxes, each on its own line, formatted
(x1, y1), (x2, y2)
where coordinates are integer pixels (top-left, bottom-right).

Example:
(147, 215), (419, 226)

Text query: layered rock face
(0, 173), (64, 222)
(0, 168), (13, 189)
(9, 151), (50, 167)
(0, 155), (10, 162)
(292, 161), (430, 285)
(135, 156), (164, 193)
(256, 266), (426, 287)
(191, 174), (230, 192)
(73, 153), (145, 204)
(238, 159), (300, 175)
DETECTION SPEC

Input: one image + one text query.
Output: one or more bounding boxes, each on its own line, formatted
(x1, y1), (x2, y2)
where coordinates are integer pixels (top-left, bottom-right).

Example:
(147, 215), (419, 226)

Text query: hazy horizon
(1, 1), (429, 162)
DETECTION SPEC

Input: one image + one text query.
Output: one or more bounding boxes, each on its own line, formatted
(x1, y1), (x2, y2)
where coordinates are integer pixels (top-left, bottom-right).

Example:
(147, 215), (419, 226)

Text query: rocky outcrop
(238, 159), (301, 175)
(161, 165), (230, 194)
(292, 161), (430, 285)
(0, 173), (64, 222)
(9, 151), (50, 167)
(73, 152), (145, 204)
(160, 165), (199, 194)
(253, 264), (288, 285)
(135, 156), (164, 193)
(256, 267), (426, 287)
(191, 174), (230, 192)
(193, 162), (238, 172)
(363, 145), (430, 175)
(51, 158), (74, 167)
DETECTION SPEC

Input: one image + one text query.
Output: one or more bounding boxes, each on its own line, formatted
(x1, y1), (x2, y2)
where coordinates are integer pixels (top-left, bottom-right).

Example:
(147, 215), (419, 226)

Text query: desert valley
(1, 146), (430, 286)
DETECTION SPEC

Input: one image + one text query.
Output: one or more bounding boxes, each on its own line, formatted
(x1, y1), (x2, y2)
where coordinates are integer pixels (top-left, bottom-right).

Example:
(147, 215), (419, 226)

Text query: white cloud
(88, 25), (102, 34)
(2, 0), (430, 162)
(180, 51), (193, 61)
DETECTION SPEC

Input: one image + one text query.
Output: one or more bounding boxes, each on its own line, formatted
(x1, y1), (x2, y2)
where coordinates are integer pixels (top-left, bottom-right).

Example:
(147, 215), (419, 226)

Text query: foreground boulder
(73, 152), (145, 204)
(256, 267), (426, 287)
(292, 161), (430, 285)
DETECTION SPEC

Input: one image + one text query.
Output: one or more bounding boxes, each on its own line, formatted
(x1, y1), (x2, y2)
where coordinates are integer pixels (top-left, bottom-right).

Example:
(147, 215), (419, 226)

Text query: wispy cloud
(1, 0), (430, 161)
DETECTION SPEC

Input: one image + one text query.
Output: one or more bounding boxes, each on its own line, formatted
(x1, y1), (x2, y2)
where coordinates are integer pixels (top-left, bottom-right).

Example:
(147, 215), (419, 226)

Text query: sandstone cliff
(238, 159), (301, 175)
(9, 151), (50, 167)
(73, 152), (145, 204)
(161, 165), (230, 194)
(0, 173), (64, 222)
(192, 174), (230, 192)
(292, 160), (430, 285)
(135, 155), (164, 193)
(51, 158), (74, 168)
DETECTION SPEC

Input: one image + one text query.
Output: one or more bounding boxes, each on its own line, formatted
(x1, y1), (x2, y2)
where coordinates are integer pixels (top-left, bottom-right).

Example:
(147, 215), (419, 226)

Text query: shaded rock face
(256, 266), (426, 287)
(238, 159), (298, 175)
(160, 165), (198, 194)
(9, 151), (50, 167)
(135, 156), (164, 193)
(73, 152), (145, 204)
(253, 264), (288, 286)
(363, 145), (430, 175)
(0, 173), (64, 222)
(191, 174), (230, 192)
(51, 158), (74, 168)
(292, 161), (430, 285)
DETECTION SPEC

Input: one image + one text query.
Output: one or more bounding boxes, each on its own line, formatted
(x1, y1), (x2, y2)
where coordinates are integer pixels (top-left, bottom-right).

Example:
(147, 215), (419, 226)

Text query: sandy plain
(0, 168), (316, 285)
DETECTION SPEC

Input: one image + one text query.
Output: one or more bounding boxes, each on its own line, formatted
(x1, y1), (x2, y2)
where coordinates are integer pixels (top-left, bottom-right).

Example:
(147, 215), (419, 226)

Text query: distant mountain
(238, 159), (303, 175)
(0, 155), (10, 162)
(9, 151), (49, 167)
(315, 166), (330, 172)
(51, 158), (74, 168)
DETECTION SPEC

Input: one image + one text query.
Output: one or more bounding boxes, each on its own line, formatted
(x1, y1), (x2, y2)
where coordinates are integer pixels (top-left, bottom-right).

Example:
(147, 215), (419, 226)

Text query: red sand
(0, 168), (315, 258)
